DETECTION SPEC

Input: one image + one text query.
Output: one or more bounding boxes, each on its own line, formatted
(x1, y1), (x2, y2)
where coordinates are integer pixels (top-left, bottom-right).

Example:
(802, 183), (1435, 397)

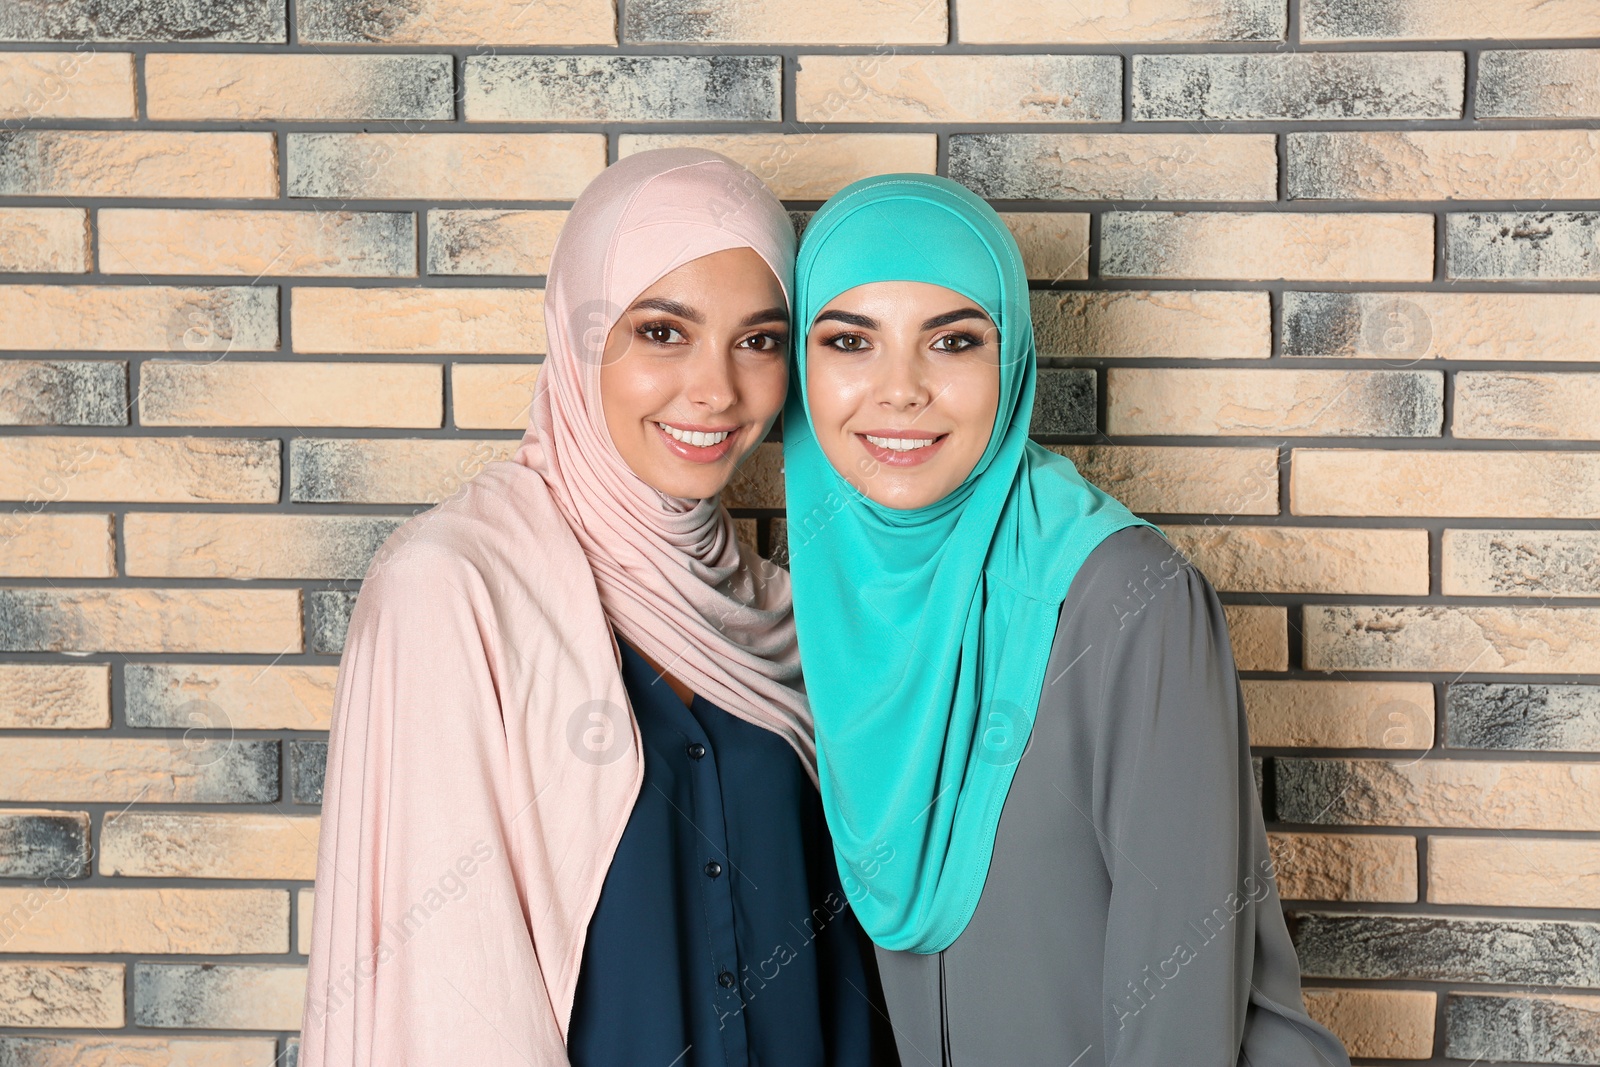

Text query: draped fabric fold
(300, 148), (810, 1066)
(782, 174), (1164, 954)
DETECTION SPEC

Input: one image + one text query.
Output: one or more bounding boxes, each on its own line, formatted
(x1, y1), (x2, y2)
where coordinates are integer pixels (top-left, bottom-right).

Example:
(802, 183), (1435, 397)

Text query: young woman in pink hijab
(299, 148), (896, 1067)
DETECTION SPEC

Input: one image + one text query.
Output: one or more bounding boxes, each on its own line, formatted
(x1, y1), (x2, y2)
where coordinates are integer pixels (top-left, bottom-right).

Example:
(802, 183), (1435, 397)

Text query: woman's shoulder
(1047, 523), (1224, 662)
(355, 461), (583, 615)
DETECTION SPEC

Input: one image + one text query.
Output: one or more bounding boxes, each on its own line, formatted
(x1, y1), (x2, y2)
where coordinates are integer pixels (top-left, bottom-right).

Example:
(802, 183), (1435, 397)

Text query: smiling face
(805, 281), (1002, 511)
(598, 246), (790, 500)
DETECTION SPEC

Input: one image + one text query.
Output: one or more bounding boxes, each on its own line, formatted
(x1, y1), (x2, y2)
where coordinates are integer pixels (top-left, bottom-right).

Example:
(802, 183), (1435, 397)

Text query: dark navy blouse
(566, 637), (898, 1067)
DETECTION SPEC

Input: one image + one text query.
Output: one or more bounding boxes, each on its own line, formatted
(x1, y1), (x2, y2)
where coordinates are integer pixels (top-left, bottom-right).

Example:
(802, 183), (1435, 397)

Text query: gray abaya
(872, 525), (1351, 1067)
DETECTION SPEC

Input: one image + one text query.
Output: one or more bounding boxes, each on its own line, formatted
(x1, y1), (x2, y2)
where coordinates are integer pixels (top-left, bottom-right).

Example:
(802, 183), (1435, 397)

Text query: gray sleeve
(1064, 526), (1350, 1067)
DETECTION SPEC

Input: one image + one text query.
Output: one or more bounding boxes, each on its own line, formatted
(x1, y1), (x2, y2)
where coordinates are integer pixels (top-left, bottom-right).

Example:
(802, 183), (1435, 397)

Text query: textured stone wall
(3, 0), (1600, 1063)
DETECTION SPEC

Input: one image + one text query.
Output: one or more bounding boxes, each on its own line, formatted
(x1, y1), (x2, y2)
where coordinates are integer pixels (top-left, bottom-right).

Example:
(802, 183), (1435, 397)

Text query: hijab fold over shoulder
(300, 148), (808, 1066)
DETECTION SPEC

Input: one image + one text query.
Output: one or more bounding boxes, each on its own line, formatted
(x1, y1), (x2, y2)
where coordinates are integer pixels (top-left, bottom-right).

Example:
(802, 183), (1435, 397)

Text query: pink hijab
(299, 148), (810, 1067)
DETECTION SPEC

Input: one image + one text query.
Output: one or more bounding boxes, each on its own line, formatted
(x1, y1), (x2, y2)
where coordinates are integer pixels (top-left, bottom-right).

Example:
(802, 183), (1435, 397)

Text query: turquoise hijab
(783, 174), (1165, 953)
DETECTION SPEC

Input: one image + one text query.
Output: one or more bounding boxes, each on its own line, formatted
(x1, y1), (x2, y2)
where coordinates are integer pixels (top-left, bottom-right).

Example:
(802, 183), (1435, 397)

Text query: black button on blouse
(566, 637), (898, 1067)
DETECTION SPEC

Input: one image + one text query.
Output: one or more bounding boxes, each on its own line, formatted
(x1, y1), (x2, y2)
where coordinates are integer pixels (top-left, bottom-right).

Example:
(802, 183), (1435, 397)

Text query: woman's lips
(654, 420), (739, 464)
(855, 430), (948, 468)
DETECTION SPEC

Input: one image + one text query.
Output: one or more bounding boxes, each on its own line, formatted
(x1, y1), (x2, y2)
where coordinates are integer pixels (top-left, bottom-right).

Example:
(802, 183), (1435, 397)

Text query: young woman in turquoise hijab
(782, 174), (1353, 1066)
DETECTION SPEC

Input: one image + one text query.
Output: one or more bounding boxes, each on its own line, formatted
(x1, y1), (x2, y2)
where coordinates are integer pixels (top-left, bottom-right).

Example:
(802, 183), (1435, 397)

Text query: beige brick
(998, 214), (1089, 282)
(1480, 49), (1600, 118)
(1243, 680), (1434, 748)
(1292, 130), (1600, 201)
(125, 513), (405, 580)
(1268, 832), (1420, 902)
(451, 363), (542, 429)
(0, 51), (135, 119)
(1454, 371), (1600, 439)
(0, 284), (278, 353)
(145, 53), (452, 121)
(126, 663), (337, 732)
(427, 210), (567, 276)
(140, 360), (442, 428)
(0, 1037), (277, 1067)
(100, 209), (416, 277)
(1109, 368), (1442, 437)
(958, 0), (1283, 42)
(0, 512), (113, 578)
(1303, 0), (1600, 41)
(101, 813), (318, 880)
(1283, 290), (1600, 362)
(1050, 445), (1280, 516)
(290, 438), (516, 505)
(1303, 988), (1436, 1059)
(797, 54), (1121, 123)
(1305, 605), (1600, 674)
(0, 887), (286, 953)
(288, 132), (604, 201)
(1429, 836), (1600, 909)
(619, 133), (936, 200)
(134, 963), (305, 1030)
(1033, 290), (1270, 359)
(0, 664), (110, 729)
(624, 0), (946, 44)
(0, 962), (123, 1027)
(0, 588), (300, 654)
(0, 437), (278, 504)
(1102, 212), (1435, 281)
(1282, 757), (1600, 831)
(1443, 529), (1600, 598)
(1172, 526), (1429, 596)
(950, 133), (1277, 202)
(0, 208), (88, 273)
(301, 0), (615, 44)
(723, 441), (784, 509)
(292, 287), (545, 354)
(0, 131), (274, 198)
(1223, 604), (1288, 672)
(0, 736), (278, 803)
(297, 888), (314, 956)
(1292, 448), (1600, 518)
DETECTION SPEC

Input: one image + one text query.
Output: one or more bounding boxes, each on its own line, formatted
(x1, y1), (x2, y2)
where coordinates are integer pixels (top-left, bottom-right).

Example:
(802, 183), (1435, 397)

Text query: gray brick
(1283, 292), (1435, 361)
(1447, 992), (1600, 1065)
(1447, 684), (1600, 753)
(1029, 368), (1096, 437)
(465, 55), (779, 122)
(1446, 530), (1600, 597)
(0, 0), (285, 41)
(132, 962), (298, 1028)
(289, 740), (327, 805)
(1479, 49), (1600, 118)
(0, 361), (126, 426)
(948, 133), (1275, 202)
(0, 810), (88, 878)
(1449, 212), (1600, 280)
(1133, 52), (1464, 120)
(307, 591), (356, 655)
(1292, 912), (1600, 987)
(1299, 0), (1411, 39)
(289, 439), (363, 504)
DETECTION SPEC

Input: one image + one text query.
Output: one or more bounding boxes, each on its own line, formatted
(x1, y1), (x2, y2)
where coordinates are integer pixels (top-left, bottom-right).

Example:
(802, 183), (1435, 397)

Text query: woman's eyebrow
(741, 306), (790, 327)
(920, 307), (991, 330)
(813, 309), (879, 329)
(630, 296), (702, 323)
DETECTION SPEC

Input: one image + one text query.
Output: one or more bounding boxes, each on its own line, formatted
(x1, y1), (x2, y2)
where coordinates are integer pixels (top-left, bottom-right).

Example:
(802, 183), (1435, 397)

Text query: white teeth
(864, 434), (935, 452)
(658, 422), (731, 448)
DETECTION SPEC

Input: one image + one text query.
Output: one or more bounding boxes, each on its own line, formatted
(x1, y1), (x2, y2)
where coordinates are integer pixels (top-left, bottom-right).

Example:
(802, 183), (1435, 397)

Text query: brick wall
(3, 0), (1599, 1062)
